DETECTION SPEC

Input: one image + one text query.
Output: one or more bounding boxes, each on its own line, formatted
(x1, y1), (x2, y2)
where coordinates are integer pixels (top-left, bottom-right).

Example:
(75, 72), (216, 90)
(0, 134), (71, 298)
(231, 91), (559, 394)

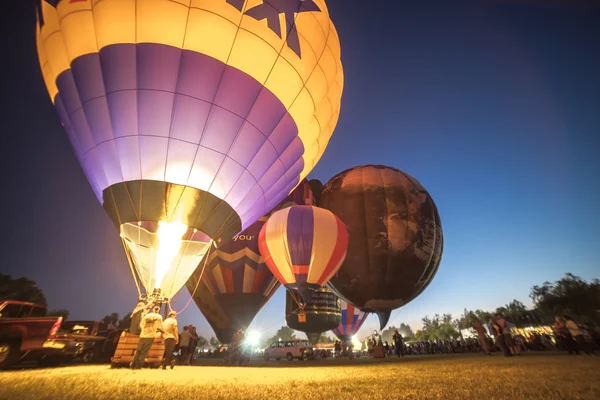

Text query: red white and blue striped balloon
(258, 205), (348, 298)
(332, 300), (369, 340)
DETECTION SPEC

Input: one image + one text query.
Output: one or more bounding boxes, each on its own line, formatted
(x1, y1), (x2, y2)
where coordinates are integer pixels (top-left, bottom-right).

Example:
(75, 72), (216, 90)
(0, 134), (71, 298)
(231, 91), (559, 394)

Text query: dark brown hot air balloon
(286, 287), (341, 344)
(318, 165), (443, 330)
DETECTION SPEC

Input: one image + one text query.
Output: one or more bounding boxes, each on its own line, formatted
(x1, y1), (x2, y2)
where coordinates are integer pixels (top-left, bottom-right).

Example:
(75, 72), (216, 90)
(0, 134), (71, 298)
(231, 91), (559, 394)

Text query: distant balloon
(186, 181), (314, 343)
(186, 220), (279, 344)
(286, 287), (341, 344)
(35, 0), (343, 301)
(319, 165), (443, 330)
(332, 300), (369, 342)
(258, 205), (349, 303)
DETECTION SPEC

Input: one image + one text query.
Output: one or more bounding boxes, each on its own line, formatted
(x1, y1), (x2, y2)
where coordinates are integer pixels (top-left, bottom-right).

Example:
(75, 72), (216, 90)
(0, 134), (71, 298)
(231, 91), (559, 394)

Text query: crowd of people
(333, 313), (599, 359)
(123, 300), (598, 369)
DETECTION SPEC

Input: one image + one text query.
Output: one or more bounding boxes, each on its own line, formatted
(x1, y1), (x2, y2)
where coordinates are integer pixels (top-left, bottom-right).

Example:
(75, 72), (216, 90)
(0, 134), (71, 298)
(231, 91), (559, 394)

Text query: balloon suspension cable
(121, 236), (143, 299)
(288, 288), (306, 311)
(169, 238), (214, 315)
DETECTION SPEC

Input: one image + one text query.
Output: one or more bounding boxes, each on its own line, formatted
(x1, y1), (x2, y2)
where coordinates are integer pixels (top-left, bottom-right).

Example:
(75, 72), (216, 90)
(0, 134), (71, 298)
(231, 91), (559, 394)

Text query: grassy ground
(1, 353), (599, 400)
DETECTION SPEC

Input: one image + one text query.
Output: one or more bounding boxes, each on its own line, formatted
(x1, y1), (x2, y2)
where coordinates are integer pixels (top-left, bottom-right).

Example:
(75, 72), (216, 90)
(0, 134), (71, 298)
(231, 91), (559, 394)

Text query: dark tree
(381, 323), (414, 343)
(0, 274), (47, 305)
(414, 314), (459, 341)
(531, 273), (600, 325)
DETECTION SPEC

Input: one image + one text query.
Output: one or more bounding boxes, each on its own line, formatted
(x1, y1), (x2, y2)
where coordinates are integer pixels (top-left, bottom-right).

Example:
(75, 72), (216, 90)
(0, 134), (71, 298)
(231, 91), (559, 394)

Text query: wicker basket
(111, 331), (165, 368)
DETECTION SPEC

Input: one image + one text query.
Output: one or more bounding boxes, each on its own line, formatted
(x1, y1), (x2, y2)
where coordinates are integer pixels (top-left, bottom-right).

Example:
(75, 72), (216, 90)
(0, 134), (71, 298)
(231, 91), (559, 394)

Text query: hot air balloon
(319, 165), (443, 330)
(185, 220), (279, 343)
(286, 287), (340, 344)
(186, 180), (314, 343)
(332, 300), (369, 342)
(35, 0), (343, 302)
(258, 205), (349, 304)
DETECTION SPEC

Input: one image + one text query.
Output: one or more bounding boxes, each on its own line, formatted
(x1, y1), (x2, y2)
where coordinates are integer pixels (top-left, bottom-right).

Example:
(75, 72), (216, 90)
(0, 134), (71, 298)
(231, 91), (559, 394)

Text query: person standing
(131, 306), (163, 369)
(554, 316), (577, 354)
(334, 340), (341, 357)
(564, 315), (596, 355)
(393, 330), (404, 358)
(162, 311), (179, 370)
(179, 326), (192, 365)
(474, 320), (491, 355)
(129, 300), (151, 335)
(187, 326), (199, 365)
(489, 317), (511, 357)
(496, 314), (520, 356)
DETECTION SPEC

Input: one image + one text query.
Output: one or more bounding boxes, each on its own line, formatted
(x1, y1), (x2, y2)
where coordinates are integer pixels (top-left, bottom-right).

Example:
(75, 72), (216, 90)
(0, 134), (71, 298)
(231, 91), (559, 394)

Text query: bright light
(154, 221), (188, 289)
(351, 335), (362, 349)
(246, 331), (261, 346)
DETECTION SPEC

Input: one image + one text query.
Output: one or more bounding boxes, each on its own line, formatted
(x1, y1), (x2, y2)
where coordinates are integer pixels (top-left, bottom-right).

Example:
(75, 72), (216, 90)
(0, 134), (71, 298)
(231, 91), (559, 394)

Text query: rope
(287, 289), (306, 317)
(121, 236), (142, 297)
(169, 239), (214, 314)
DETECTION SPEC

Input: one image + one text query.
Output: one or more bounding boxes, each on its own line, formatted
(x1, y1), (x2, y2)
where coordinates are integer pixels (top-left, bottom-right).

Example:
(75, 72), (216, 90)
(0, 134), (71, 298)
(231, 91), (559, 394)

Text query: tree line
(405, 273), (600, 342)
(2, 272), (598, 345)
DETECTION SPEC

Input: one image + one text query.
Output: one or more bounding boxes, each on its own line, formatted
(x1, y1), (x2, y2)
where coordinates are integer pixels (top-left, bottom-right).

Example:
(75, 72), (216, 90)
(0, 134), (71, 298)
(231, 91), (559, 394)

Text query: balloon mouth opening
(356, 308), (392, 331)
(120, 221), (212, 299)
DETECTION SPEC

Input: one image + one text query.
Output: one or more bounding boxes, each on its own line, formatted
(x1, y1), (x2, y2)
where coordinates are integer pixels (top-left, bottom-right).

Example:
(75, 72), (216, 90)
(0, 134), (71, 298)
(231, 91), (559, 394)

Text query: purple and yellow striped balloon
(35, 0), (343, 299)
(36, 0), (343, 242)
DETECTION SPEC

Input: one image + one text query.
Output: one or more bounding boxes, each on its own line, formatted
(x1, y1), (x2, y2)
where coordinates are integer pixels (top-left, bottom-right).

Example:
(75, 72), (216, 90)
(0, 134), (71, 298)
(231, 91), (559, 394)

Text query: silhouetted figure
(393, 330), (404, 358)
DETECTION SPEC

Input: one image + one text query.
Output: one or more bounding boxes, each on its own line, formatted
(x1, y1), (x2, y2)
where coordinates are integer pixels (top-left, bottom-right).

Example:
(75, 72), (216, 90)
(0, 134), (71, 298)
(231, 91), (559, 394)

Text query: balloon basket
(373, 345), (386, 358)
(110, 331), (165, 368)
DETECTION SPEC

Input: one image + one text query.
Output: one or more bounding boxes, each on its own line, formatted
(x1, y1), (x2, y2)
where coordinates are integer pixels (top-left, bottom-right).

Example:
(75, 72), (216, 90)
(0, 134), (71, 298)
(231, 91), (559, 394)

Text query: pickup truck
(57, 321), (122, 364)
(0, 300), (75, 369)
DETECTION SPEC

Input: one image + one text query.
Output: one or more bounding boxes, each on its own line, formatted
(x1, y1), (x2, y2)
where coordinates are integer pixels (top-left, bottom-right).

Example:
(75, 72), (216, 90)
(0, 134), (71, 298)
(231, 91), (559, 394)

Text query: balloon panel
(36, 0), (343, 231)
(319, 165), (443, 313)
(199, 221), (280, 298)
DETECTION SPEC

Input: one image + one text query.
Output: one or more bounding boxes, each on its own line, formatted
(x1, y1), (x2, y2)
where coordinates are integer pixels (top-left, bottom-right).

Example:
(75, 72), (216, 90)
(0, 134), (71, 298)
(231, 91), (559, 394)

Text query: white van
(264, 339), (314, 361)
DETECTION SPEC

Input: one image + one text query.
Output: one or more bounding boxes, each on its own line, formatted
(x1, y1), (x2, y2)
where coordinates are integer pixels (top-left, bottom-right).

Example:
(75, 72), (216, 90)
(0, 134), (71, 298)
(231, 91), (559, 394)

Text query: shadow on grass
(189, 351), (571, 369)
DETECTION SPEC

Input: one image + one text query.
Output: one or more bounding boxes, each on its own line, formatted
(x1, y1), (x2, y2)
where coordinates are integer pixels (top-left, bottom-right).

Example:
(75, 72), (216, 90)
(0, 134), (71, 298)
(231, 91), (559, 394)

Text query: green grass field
(1, 353), (599, 400)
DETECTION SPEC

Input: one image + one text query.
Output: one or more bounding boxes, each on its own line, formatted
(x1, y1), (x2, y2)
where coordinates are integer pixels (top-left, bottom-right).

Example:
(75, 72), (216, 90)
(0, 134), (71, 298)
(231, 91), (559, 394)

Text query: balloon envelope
(332, 299), (369, 341)
(258, 205), (349, 302)
(186, 220), (279, 344)
(319, 165), (443, 330)
(36, 0), (343, 299)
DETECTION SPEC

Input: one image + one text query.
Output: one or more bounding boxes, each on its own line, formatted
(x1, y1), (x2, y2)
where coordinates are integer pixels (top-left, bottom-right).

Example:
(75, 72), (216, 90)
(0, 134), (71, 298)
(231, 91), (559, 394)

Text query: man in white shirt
(131, 306), (163, 369)
(162, 311), (179, 370)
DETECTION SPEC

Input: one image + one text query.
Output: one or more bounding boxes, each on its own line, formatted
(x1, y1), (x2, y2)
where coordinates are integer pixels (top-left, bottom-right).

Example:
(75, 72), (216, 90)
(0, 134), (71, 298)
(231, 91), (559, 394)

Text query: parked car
(57, 321), (121, 364)
(263, 339), (314, 361)
(0, 300), (66, 369)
